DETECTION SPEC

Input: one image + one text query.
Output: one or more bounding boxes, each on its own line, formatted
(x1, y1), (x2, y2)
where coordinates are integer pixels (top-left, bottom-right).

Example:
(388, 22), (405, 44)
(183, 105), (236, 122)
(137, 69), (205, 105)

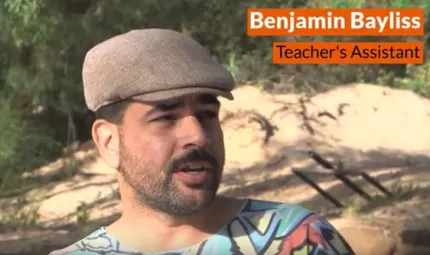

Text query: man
(50, 29), (355, 255)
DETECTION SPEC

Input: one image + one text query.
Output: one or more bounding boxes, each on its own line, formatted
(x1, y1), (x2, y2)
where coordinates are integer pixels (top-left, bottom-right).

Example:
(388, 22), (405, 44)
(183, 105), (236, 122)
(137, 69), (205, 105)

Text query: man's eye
(197, 110), (217, 119)
(154, 115), (177, 122)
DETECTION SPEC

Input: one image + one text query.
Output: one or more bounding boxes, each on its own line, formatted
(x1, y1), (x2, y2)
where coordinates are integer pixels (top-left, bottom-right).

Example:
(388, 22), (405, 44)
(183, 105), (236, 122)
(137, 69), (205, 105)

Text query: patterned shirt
(49, 199), (355, 255)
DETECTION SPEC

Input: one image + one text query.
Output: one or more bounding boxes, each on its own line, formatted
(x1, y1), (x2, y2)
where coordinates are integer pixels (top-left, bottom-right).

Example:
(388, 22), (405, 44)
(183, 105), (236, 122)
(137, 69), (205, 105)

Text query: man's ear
(92, 119), (120, 170)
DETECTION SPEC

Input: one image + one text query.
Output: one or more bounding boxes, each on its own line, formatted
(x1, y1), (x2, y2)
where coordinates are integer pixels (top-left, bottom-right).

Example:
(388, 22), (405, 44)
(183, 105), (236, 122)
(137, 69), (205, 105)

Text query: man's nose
(177, 115), (210, 149)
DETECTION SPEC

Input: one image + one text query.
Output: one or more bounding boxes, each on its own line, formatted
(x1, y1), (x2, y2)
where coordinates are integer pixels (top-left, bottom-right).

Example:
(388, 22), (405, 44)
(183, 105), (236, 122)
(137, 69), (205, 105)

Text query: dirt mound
(2, 83), (430, 254)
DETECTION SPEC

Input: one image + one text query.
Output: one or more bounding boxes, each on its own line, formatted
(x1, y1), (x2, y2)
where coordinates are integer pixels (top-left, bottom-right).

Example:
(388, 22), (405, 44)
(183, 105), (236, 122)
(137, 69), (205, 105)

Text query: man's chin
(134, 186), (216, 216)
(174, 182), (218, 209)
(176, 181), (218, 200)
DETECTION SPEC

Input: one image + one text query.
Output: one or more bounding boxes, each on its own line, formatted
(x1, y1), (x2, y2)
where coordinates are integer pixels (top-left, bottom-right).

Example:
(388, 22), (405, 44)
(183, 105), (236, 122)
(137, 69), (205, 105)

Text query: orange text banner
(272, 42), (423, 64)
(248, 8), (424, 36)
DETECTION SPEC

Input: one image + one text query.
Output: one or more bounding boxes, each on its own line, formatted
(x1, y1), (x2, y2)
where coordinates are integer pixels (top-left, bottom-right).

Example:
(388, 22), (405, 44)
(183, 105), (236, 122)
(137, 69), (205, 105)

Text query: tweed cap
(82, 28), (235, 111)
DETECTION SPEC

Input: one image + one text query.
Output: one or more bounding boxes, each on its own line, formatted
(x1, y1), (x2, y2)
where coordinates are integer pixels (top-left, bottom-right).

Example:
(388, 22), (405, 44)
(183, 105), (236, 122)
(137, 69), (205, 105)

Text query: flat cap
(82, 28), (235, 111)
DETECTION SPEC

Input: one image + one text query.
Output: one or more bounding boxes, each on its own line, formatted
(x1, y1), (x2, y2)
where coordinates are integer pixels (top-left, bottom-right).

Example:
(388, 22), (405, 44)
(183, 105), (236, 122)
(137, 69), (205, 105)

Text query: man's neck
(106, 195), (245, 253)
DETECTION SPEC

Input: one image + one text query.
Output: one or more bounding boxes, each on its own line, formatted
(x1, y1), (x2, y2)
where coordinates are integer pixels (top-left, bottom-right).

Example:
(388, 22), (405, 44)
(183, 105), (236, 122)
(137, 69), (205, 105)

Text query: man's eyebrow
(145, 101), (184, 117)
(144, 94), (220, 117)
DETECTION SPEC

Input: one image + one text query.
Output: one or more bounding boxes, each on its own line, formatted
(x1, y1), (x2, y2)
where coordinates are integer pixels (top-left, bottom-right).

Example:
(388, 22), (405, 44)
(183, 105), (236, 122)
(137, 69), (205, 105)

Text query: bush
(0, 0), (428, 191)
(0, 97), (60, 191)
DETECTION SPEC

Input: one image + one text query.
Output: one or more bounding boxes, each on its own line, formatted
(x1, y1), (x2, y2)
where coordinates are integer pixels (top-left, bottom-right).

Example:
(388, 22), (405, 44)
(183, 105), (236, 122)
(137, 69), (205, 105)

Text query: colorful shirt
(49, 199), (355, 255)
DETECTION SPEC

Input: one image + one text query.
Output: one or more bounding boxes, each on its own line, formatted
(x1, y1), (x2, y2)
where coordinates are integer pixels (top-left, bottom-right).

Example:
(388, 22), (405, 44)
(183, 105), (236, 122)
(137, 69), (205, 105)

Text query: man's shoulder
(241, 199), (355, 255)
(237, 198), (322, 239)
(48, 228), (129, 255)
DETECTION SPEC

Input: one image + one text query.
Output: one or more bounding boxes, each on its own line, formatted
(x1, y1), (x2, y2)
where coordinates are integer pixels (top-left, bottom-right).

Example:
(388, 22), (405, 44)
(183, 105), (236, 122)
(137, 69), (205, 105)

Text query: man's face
(117, 93), (225, 216)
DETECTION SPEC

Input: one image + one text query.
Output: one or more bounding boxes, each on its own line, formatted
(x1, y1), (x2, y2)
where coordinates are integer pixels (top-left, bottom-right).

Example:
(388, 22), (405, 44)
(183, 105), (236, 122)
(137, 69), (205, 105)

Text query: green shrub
(0, 97), (60, 191)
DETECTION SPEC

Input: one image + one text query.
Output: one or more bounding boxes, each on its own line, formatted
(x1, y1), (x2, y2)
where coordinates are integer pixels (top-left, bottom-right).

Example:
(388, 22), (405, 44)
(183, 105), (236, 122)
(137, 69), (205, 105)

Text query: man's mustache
(167, 149), (218, 174)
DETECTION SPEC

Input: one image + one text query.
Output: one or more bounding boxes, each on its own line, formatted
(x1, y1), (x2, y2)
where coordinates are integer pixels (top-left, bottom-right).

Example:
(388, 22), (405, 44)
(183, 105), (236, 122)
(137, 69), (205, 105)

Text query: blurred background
(0, 1), (430, 255)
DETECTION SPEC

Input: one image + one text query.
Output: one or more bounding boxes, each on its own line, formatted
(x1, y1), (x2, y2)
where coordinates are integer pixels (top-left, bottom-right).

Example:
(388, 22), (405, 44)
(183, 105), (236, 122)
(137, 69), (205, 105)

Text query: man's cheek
(145, 139), (176, 163)
(212, 140), (225, 166)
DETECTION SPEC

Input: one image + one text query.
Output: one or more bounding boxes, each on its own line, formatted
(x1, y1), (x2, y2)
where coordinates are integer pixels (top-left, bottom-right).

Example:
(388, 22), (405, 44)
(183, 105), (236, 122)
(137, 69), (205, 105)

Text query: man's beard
(118, 143), (221, 216)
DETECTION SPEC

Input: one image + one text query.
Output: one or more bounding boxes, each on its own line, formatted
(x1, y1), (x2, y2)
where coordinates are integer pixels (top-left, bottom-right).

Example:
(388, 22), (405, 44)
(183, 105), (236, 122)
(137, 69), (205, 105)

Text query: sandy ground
(1, 83), (430, 255)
